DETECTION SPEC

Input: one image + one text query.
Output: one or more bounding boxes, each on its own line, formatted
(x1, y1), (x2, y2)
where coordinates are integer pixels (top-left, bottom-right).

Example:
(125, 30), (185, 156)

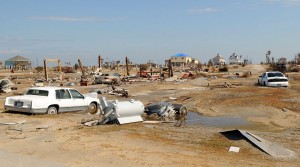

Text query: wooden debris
(0, 120), (26, 126)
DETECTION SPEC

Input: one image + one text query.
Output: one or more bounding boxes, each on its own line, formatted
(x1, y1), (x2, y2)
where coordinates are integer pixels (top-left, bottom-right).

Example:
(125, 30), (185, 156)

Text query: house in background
(5, 55), (31, 70)
(229, 53), (243, 65)
(169, 53), (200, 67)
(211, 54), (226, 65)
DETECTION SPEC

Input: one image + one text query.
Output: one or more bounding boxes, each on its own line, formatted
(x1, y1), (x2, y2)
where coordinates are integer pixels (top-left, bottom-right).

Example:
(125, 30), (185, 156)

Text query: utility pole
(44, 59), (47, 80)
(125, 57), (129, 76)
(98, 55), (102, 69)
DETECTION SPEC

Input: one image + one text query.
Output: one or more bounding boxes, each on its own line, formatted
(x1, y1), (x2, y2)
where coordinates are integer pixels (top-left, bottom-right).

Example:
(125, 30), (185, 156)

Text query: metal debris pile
(81, 99), (188, 127)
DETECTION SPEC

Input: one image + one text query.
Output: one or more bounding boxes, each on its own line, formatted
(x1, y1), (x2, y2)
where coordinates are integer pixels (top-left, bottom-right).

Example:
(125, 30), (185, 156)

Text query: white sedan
(4, 87), (100, 114)
(258, 71), (288, 87)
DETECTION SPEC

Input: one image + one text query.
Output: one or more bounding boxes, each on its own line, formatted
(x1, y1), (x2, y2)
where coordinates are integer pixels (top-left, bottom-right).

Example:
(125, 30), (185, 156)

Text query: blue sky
(1, 0), (300, 66)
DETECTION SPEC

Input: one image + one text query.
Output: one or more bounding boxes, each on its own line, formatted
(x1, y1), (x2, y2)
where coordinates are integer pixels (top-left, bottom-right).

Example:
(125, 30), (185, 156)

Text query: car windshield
(267, 72), (284, 77)
(26, 89), (49, 96)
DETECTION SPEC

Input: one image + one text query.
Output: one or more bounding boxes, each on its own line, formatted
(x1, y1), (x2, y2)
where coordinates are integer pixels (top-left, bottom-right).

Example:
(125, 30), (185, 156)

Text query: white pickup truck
(4, 87), (100, 114)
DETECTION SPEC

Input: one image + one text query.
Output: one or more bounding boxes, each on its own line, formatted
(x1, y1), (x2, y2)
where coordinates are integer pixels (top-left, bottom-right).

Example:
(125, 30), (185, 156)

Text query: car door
(262, 73), (268, 85)
(55, 89), (74, 112)
(69, 89), (88, 112)
(259, 73), (265, 85)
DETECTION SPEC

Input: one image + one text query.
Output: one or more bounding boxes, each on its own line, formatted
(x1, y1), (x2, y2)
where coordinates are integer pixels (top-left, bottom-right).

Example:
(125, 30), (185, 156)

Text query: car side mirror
(259, 76), (261, 77)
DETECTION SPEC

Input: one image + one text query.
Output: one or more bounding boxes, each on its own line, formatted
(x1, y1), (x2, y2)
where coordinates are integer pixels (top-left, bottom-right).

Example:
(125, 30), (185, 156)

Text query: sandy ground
(0, 65), (300, 167)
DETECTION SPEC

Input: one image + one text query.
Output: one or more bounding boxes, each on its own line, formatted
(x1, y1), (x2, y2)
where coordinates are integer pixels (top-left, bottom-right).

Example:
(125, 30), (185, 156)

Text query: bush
(140, 64), (148, 71)
(35, 66), (44, 72)
(219, 66), (228, 72)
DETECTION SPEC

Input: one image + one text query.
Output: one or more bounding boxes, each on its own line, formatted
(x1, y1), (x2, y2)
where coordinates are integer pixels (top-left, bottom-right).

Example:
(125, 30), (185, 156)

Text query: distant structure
(0, 60), (3, 69)
(211, 54), (226, 66)
(168, 53), (199, 67)
(277, 57), (287, 65)
(229, 53), (243, 65)
(5, 55), (31, 70)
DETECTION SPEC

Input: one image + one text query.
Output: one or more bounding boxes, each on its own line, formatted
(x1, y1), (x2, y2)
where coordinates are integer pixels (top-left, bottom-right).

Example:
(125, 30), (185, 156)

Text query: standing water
(187, 112), (249, 128)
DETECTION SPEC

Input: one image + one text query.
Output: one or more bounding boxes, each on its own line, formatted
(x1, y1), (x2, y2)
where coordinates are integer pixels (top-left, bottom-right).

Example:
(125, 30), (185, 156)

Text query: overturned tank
(98, 97), (144, 125)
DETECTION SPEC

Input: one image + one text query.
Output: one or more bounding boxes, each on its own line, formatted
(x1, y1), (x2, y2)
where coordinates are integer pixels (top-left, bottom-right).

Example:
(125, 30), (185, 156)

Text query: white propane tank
(105, 99), (144, 124)
(111, 99), (144, 118)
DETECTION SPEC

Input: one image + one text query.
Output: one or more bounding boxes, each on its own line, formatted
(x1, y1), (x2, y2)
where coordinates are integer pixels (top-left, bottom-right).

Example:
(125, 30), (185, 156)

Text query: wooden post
(170, 62), (173, 77)
(125, 57), (129, 76)
(168, 59), (171, 78)
(98, 55), (101, 69)
(139, 64), (142, 77)
(78, 59), (85, 77)
(58, 59), (62, 80)
(44, 59), (48, 81)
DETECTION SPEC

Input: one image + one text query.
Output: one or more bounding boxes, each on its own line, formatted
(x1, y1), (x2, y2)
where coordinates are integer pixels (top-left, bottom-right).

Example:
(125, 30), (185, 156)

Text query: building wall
(171, 56), (193, 64)
(171, 56), (200, 67)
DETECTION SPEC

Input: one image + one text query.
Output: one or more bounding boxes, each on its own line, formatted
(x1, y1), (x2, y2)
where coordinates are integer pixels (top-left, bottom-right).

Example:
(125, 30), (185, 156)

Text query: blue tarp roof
(172, 53), (189, 57)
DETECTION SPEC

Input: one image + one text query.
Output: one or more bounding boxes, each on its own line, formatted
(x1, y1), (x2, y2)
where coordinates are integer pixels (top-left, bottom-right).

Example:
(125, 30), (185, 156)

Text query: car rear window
(26, 89), (49, 96)
(267, 73), (284, 77)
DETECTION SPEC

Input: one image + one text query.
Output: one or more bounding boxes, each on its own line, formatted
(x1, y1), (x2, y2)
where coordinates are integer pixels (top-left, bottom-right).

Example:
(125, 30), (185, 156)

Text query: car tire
(47, 106), (58, 114)
(88, 103), (97, 114)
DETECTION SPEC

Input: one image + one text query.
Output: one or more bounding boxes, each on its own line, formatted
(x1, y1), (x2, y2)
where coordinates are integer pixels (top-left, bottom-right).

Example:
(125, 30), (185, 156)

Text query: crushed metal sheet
(221, 129), (298, 159)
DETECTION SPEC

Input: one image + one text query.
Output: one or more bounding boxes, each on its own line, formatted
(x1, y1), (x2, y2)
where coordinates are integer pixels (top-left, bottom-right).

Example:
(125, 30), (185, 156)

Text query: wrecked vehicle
(94, 72), (121, 84)
(145, 102), (188, 122)
(4, 86), (100, 114)
(0, 79), (15, 93)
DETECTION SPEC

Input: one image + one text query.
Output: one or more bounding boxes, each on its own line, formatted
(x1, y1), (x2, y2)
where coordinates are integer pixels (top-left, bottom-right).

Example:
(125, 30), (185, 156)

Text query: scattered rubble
(228, 146), (240, 153)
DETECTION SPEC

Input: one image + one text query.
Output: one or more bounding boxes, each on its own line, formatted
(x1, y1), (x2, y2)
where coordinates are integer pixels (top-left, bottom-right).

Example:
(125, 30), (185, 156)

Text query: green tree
(35, 66), (44, 72)
(74, 63), (79, 70)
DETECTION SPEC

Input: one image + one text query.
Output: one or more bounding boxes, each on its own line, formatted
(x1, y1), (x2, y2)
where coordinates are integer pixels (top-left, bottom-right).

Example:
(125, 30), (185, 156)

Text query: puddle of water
(187, 112), (249, 128)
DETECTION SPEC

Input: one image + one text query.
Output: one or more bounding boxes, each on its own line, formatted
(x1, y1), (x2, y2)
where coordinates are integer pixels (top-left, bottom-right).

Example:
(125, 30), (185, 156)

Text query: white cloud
(264, 0), (300, 6)
(188, 8), (218, 13)
(29, 16), (123, 22)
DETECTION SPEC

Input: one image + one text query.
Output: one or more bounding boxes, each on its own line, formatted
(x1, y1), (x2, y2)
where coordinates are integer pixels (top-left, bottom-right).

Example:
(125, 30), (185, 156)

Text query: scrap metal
(221, 129), (298, 159)
(145, 102), (188, 124)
